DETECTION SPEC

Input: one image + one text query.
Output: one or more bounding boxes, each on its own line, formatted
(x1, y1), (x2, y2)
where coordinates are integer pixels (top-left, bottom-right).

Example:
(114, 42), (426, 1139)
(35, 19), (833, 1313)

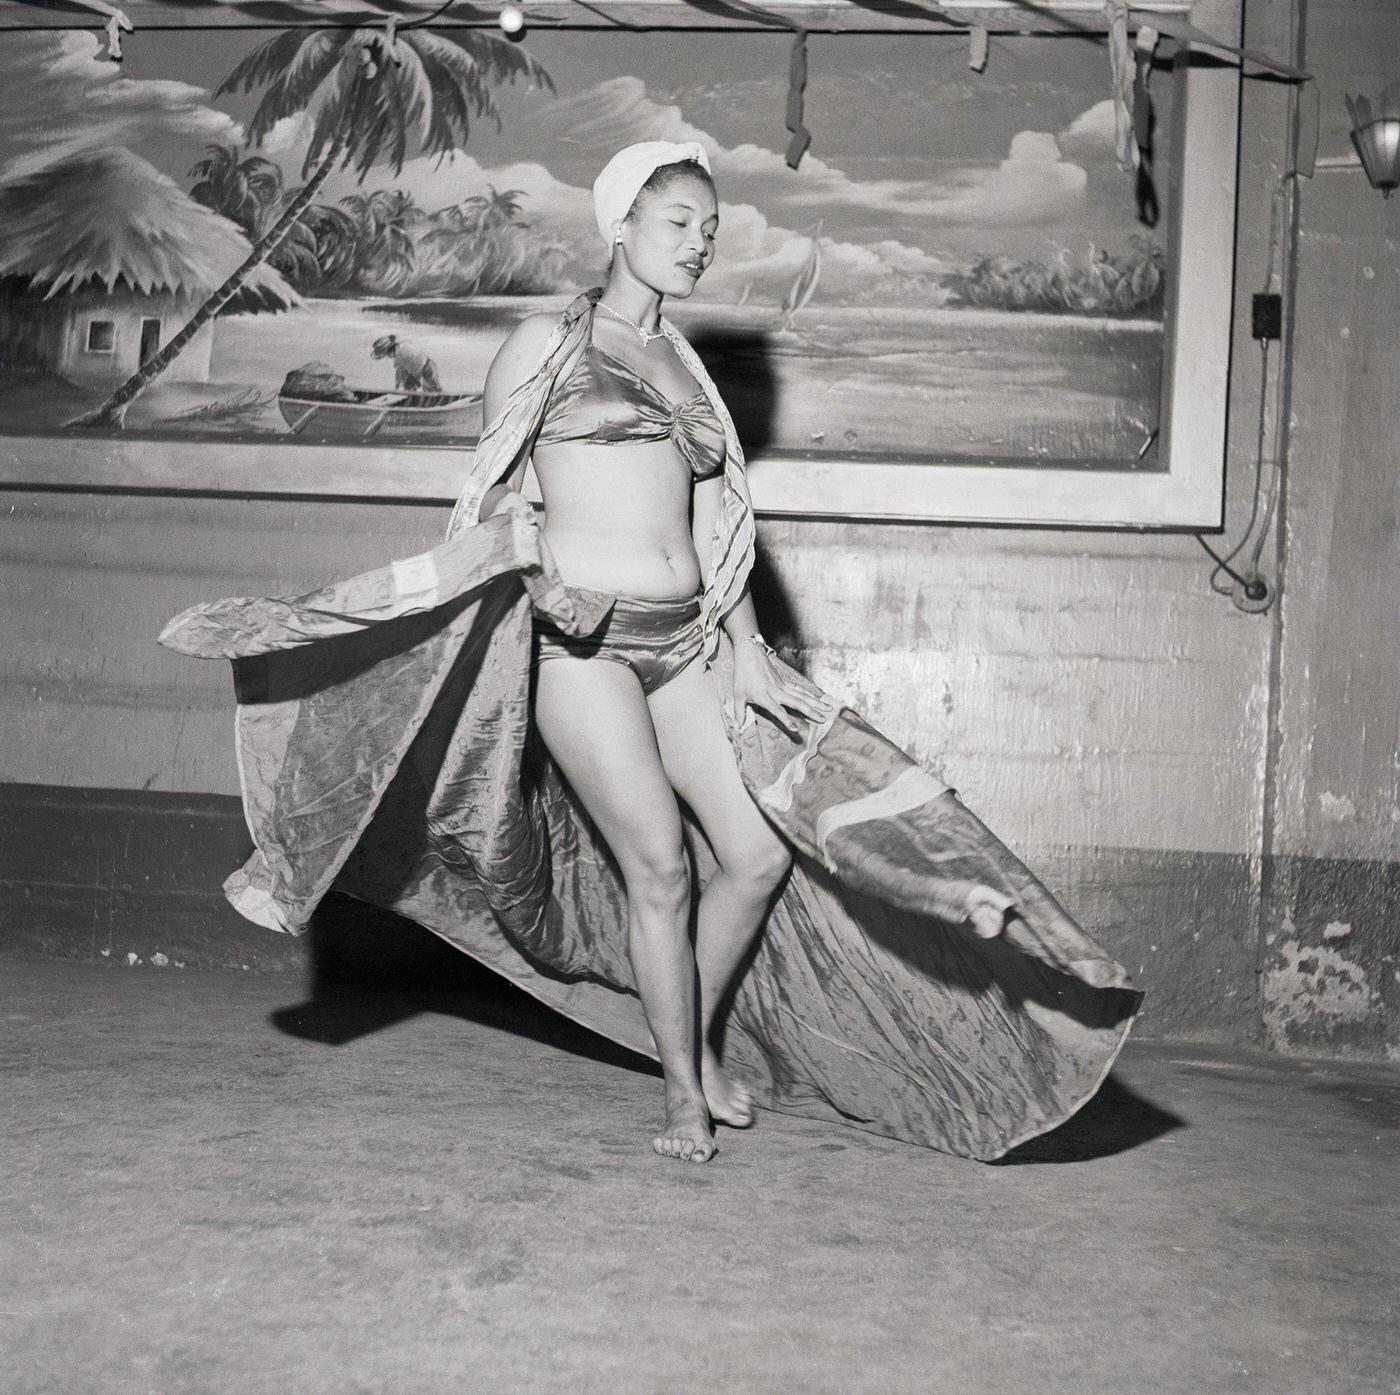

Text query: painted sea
(0, 296), (1164, 470)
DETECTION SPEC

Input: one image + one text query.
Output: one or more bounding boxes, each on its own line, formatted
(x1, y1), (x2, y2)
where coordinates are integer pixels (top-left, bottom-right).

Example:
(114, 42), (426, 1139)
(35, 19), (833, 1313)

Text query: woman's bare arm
(477, 313), (557, 520)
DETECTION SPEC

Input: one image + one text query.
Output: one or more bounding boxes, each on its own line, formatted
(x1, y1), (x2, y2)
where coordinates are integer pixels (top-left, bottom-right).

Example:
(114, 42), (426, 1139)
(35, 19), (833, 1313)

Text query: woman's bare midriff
(532, 437), (704, 599)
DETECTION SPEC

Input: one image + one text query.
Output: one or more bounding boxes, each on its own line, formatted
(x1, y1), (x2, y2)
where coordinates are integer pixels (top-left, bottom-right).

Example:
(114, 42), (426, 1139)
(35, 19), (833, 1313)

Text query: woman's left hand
(728, 639), (836, 738)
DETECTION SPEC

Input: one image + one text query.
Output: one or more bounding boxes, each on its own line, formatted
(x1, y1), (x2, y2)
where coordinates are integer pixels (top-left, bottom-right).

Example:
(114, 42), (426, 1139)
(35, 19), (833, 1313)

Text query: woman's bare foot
(701, 1051), (756, 1128)
(653, 1095), (716, 1163)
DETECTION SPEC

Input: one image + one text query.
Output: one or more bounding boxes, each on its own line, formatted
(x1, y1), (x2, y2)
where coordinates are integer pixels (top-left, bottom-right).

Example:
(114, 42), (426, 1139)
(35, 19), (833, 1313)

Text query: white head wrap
(592, 140), (713, 246)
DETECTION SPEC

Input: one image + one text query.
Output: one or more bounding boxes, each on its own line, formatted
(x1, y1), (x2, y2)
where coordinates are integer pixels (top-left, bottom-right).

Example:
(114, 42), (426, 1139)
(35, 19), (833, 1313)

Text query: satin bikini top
(535, 323), (727, 481)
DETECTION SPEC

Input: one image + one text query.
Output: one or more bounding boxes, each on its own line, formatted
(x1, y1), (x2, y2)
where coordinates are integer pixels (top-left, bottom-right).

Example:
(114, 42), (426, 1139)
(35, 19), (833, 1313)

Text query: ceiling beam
(0, 0), (1194, 34)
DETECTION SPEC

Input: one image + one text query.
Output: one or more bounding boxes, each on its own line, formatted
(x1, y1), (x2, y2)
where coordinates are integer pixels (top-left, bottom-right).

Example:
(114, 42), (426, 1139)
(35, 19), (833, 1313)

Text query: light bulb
(498, 3), (524, 35)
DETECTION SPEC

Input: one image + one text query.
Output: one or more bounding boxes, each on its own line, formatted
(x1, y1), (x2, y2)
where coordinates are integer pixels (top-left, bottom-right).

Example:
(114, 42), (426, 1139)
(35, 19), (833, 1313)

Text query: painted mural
(0, 23), (1173, 469)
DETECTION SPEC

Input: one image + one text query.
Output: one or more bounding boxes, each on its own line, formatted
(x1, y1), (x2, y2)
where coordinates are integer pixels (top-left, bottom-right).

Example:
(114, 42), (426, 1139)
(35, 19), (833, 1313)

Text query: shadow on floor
(268, 894), (657, 1077)
(269, 980), (658, 1076)
(270, 896), (1183, 1161)
(994, 1074), (1186, 1165)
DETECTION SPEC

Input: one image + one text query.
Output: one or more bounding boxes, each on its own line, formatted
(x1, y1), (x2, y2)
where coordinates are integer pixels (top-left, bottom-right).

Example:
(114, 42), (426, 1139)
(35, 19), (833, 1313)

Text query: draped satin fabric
(161, 289), (1141, 1162)
(443, 289), (754, 665)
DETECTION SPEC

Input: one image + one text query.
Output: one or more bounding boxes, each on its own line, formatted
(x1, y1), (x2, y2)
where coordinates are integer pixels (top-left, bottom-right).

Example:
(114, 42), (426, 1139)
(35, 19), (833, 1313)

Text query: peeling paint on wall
(1319, 792), (1356, 824)
(1264, 939), (1377, 1051)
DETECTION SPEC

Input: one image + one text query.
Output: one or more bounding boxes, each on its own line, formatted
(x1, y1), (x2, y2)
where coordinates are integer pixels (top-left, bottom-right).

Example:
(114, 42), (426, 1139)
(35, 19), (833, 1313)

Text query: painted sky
(0, 27), (1172, 304)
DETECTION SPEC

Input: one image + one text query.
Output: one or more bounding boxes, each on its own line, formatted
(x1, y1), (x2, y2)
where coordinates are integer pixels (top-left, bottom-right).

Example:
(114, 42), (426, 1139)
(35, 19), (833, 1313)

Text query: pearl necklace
(598, 300), (665, 346)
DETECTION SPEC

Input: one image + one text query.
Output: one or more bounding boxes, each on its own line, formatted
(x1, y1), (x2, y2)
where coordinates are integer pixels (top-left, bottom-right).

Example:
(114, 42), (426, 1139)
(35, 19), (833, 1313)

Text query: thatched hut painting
(0, 148), (297, 386)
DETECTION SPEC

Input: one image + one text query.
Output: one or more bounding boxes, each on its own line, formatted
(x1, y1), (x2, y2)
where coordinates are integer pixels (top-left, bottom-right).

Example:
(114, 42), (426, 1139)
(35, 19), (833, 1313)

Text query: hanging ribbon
(785, 27), (812, 169)
(652, 0), (1311, 179)
(1133, 24), (1160, 225)
(1132, 24), (1158, 149)
(784, 28), (817, 168)
(71, 1), (133, 61)
(1104, 0), (1136, 172)
(655, 0), (1306, 83)
(105, 10), (132, 60)
(967, 25), (989, 73)
(694, 0), (813, 169)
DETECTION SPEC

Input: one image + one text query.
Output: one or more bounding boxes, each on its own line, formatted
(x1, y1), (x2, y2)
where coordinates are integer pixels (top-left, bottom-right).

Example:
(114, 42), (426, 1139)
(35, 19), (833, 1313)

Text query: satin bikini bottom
(532, 585), (704, 696)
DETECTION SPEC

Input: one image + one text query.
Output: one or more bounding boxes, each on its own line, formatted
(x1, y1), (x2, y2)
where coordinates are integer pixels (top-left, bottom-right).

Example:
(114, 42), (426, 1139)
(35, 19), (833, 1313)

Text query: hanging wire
(1192, 35), (1311, 614)
(1241, 173), (1298, 585)
(398, 0), (460, 30)
(1199, 170), (1289, 597)
(565, 0), (651, 29)
(1195, 336), (1272, 596)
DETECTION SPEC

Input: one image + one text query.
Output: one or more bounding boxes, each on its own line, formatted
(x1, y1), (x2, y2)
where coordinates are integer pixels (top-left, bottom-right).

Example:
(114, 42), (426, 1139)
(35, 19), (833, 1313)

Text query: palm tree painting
(64, 25), (550, 427)
(188, 144), (285, 240)
(338, 190), (421, 295)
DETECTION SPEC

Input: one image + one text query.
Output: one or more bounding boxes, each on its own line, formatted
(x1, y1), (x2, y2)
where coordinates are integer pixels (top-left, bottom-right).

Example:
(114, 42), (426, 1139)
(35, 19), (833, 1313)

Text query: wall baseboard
(3, 781), (1394, 1058)
(0, 782), (494, 990)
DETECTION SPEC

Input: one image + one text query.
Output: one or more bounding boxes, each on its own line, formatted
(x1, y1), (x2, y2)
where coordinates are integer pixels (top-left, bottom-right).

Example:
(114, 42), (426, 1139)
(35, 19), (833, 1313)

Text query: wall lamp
(1345, 93), (1400, 198)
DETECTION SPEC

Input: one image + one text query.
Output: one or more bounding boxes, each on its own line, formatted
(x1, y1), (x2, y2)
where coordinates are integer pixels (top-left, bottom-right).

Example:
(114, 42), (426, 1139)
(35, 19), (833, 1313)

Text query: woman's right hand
(479, 486), (559, 582)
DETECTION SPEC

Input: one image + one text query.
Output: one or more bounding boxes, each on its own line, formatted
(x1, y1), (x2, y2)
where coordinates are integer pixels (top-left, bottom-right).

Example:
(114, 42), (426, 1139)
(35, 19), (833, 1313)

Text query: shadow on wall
(689, 326), (803, 652)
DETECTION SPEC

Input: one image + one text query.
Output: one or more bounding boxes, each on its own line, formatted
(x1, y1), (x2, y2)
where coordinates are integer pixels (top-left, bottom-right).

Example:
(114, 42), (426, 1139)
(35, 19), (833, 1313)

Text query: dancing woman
(162, 141), (1141, 1168)
(476, 142), (828, 1163)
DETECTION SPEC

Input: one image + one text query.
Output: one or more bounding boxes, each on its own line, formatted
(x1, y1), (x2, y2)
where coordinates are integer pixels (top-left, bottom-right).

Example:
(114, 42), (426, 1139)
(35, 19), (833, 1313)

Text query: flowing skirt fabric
(162, 498), (1140, 1161)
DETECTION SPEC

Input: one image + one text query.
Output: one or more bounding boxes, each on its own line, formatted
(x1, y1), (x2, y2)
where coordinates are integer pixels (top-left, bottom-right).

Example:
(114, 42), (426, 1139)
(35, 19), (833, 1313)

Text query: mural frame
(0, 0), (1241, 530)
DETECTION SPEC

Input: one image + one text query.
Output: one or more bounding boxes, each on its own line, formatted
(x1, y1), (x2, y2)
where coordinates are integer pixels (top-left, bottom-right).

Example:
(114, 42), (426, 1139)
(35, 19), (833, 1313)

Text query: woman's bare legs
(532, 654), (715, 1162)
(648, 658), (792, 1127)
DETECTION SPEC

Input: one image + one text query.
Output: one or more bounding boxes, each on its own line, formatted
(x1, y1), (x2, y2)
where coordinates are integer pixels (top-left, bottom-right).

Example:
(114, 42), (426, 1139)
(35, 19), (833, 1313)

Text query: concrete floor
(2, 957), (1397, 1395)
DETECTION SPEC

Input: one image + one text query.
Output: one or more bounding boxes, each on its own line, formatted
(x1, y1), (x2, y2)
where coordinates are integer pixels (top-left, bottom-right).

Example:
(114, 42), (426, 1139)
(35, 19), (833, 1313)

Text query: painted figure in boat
(371, 335), (443, 394)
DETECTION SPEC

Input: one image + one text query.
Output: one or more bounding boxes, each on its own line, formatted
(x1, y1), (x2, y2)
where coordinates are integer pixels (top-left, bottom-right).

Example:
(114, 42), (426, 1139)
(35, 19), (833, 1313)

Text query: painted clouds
(342, 75), (961, 303)
(0, 23), (1156, 307)
(0, 32), (241, 181)
(336, 61), (1131, 304)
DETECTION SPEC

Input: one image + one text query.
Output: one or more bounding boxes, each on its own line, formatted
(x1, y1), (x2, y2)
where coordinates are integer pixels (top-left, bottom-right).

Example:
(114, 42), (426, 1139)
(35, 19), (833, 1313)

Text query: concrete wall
(1257, 0), (1400, 1057)
(2, 0), (1395, 1058)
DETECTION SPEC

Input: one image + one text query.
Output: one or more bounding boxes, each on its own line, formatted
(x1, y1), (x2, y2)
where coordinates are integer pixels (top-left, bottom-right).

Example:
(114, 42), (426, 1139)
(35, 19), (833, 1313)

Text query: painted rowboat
(278, 387), (483, 439)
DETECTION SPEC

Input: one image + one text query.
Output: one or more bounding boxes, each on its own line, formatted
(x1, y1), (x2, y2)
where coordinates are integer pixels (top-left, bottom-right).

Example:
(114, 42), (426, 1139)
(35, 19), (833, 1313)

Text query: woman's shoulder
(483, 312), (561, 399)
(505, 290), (598, 349)
(497, 310), (562, 358)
